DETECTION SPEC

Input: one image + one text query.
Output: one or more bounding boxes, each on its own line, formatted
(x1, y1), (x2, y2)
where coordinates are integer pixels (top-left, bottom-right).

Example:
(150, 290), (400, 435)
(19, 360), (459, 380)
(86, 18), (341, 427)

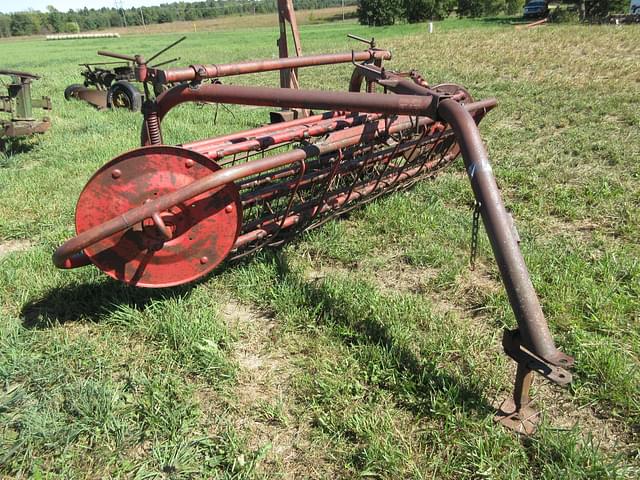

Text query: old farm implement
(1, 70), (51, 142)
(53, 43), (573, 434)
(64, 36), (186, 111)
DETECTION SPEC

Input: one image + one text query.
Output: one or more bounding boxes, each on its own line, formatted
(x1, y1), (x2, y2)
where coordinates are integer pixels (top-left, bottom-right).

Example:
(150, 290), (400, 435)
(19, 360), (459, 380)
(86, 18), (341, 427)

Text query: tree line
(0, 0), (357, 38)
(357, 0), (631, 24)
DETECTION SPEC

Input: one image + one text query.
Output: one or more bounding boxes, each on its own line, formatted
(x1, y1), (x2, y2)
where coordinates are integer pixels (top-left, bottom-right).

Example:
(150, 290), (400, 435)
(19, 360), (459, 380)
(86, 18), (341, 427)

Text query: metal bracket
(495, 329), (573, 435)
(503, 329), (572, 386)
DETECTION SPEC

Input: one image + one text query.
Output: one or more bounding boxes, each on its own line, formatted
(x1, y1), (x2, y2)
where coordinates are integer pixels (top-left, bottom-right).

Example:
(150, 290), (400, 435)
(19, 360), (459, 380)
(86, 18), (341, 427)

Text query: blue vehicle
(523, 0), (550, 18)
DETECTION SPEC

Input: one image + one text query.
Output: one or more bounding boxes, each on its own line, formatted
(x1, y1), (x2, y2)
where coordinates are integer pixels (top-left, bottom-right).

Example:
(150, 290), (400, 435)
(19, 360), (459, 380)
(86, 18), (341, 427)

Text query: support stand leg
(495, 363), (540, 435)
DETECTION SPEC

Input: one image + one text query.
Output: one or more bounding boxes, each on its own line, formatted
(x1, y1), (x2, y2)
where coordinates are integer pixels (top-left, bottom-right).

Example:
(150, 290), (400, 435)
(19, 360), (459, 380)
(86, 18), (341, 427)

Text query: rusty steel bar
(54, 100), (492, 270)
(193, 113), (383, 162)
(183, 110), (346, 151)
(277, 0), (303, 90)
(437, 99), (572, 367)
(234, 143), (458, 248)
(155, 83), (439, 119)
(153, 50), (391, 84)
(142, 83), (445, 145)
(238, 127), (450, 208)
(235, 159), (433, 248)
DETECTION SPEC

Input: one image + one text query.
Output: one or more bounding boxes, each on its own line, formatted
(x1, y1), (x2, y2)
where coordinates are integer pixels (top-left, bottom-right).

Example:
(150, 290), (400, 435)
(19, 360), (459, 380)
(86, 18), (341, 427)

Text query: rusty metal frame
(52, 46), (573, 434)
(0, 70), (51, 139)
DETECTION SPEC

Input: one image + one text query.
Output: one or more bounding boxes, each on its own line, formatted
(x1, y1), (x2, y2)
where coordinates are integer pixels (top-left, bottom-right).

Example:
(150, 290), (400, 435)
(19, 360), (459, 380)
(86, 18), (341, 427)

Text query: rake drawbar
(53, 47), (573, 434)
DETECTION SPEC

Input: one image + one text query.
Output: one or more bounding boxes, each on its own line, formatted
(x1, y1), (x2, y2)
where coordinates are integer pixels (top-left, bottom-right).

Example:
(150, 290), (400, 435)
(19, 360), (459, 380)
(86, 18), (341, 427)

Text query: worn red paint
(53, 48), (573, 434)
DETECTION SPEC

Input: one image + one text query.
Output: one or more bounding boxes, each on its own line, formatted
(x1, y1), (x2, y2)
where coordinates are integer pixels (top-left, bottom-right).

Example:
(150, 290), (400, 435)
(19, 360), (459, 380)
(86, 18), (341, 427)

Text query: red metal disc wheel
(75, 145), (241, 288)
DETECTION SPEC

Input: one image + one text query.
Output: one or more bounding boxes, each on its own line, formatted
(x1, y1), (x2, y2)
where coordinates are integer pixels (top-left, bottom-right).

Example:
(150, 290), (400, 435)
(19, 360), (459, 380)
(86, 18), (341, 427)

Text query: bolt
(111, 169), (122, 179)
(200, 256), (209, 264)
(225, 205), (233, 213)
(185, 159), (194, 168)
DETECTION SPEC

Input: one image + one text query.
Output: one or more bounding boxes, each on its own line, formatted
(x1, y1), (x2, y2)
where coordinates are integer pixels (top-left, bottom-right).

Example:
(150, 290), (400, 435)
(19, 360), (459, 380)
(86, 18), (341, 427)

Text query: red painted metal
(52, 44), (573, 433)
(74, 146), (241, 287)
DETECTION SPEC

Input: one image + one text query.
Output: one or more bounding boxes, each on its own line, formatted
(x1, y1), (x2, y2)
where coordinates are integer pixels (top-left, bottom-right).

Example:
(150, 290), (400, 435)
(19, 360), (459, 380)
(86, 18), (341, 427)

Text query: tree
(157, 8), (176, 24)
(404, 0), (456, 21)
(62, 21), (80, 33)
(457, 0), (509, 17)
(358, 0), (403, 25)
(108, 11), (124, 27)
(46, 6), (64, 33)
(504, 0), (524, 15)
(0, 15), (11, 37)
(10, 13), (41, 36)
(584, 0), (628, 18)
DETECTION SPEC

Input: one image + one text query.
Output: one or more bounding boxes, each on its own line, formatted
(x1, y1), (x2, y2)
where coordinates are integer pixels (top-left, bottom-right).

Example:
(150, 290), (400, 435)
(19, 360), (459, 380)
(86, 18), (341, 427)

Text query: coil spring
(145, 110), (162, 145)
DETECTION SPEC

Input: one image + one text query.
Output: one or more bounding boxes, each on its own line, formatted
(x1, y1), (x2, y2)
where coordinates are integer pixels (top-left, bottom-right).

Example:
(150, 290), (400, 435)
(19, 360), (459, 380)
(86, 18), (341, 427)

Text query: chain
(470, 201), (482, 271)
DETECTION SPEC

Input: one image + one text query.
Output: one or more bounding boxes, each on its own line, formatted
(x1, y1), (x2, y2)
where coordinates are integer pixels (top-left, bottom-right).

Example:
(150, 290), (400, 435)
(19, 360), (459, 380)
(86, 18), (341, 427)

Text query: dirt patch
(305, 257), (438, 295)
(214, 300), (337, 479)
(306, 255), (636, 456)
(491, 362), (637, 455)
(0, 239), (32, 259)
(538, 384), (637, 454)
(537, 216), (604, 244)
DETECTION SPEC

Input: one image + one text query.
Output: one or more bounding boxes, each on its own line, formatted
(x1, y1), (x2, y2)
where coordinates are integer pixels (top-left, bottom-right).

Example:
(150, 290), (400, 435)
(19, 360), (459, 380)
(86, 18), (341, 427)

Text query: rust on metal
(65, 37), (186, 111)
(151, 50), (391, 85)
(1, 70), (51, 140)
(53, 37), (573, 435)
(277, 0), (303, 90)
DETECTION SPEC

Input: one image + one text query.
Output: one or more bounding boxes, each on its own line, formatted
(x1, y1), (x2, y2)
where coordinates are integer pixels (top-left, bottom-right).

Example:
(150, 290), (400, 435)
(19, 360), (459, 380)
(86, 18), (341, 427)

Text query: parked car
(523, 0), (550, 18)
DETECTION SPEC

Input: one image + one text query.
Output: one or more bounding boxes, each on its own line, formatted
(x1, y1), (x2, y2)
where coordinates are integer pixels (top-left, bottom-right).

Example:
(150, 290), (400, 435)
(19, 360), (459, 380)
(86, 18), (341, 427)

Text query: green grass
(1, 15), (639, 479)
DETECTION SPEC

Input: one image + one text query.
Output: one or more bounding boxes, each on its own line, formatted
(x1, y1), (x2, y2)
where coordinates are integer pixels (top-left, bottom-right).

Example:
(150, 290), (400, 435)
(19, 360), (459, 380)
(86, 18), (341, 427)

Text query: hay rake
(53, 42), (573, 435)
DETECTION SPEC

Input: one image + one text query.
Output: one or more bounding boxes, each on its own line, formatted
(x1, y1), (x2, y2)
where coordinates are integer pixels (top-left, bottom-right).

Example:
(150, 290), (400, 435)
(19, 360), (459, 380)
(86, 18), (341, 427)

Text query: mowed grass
(1, 15), (639, 479)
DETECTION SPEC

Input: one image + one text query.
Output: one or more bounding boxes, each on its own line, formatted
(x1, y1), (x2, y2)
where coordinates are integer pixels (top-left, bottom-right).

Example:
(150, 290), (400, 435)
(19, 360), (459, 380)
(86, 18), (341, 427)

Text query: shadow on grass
(18, 241), (295, 330)
(480, 16), (524, 25)
(317, 11), (358, 23)
(0, 137), (38, 162)
(20, 280), (193, 329)
(272, 253), (496, 419)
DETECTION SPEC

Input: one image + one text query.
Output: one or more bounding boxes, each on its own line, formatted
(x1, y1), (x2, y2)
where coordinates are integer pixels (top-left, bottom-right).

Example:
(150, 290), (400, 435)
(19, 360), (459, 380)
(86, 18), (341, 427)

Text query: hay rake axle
(53, 47), (573, 434)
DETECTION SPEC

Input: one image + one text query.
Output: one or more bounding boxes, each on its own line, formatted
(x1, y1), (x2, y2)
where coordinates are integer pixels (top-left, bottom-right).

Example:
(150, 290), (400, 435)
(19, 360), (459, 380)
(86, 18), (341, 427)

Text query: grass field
(1, 13), (639, 479)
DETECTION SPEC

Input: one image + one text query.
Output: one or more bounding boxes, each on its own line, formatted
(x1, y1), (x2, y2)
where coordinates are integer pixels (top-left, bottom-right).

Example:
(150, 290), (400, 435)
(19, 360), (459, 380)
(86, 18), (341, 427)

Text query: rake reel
(53, 45), (573, 435)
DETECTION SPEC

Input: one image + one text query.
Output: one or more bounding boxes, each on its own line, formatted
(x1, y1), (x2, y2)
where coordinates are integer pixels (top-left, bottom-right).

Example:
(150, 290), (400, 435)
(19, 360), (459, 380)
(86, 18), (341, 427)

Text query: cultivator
(53, 43), (573, 434)
(1, 70), (51, 140)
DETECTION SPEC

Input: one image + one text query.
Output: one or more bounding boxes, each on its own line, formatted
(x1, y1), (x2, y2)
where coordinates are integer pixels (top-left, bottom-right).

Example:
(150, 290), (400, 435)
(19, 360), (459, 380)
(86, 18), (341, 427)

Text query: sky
(0, 0), (203, 14)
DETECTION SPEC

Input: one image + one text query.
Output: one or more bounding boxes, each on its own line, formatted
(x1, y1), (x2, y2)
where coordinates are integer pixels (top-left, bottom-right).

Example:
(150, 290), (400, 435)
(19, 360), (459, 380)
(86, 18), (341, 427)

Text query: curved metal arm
(437, 99), (573, 368)
(141, 83), (439, 146)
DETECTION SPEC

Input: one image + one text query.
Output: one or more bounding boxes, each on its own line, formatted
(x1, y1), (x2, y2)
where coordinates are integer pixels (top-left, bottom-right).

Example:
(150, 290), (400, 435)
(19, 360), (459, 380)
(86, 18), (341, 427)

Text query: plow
(52, 29), (573, 434)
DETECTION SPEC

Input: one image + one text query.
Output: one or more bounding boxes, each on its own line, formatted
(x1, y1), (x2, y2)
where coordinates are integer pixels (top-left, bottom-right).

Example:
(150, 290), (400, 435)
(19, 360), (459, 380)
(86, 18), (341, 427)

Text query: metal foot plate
(495, 398), (540, 435)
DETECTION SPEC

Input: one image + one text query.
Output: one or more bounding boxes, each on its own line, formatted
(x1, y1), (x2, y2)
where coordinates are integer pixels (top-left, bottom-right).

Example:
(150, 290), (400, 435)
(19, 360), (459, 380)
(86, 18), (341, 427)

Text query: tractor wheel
(107, 81), (142, 111)
(64, 84), (84, 101)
